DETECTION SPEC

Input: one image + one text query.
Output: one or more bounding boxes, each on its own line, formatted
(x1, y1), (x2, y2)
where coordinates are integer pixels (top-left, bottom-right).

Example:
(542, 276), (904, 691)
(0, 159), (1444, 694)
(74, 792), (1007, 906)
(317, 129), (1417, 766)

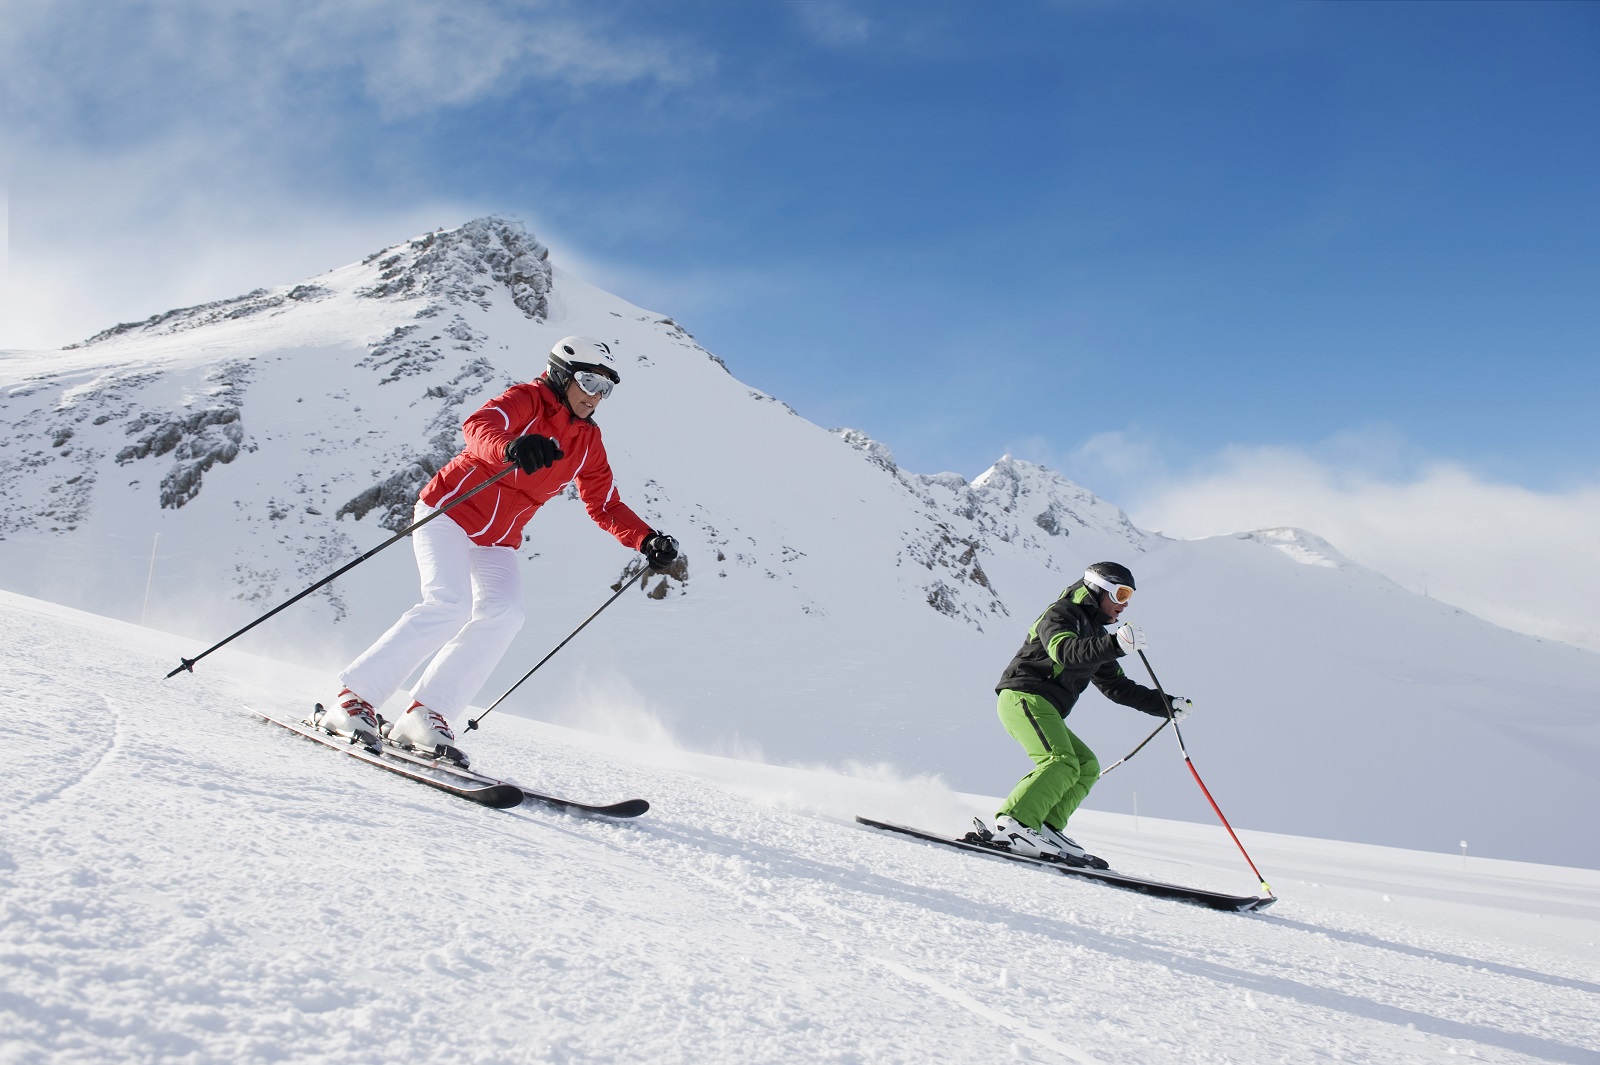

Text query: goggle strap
(1083, 571), (1134, 603)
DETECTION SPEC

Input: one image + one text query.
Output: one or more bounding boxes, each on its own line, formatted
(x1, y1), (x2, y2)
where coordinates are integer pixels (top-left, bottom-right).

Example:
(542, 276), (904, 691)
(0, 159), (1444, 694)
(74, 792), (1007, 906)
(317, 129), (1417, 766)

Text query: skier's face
(1100, 593), (1128, 621)
(565, 378), (605, 419)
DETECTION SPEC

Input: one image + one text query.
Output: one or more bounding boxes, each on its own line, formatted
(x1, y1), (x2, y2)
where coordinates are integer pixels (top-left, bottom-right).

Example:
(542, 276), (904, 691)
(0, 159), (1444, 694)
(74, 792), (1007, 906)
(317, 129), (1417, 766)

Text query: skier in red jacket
(315, 336), (679, 766)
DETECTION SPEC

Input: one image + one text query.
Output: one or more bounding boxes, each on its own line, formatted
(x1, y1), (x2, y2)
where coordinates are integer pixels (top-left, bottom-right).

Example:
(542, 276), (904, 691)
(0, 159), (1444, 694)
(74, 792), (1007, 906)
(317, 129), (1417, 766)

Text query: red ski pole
(1137, 650), (1274, 899)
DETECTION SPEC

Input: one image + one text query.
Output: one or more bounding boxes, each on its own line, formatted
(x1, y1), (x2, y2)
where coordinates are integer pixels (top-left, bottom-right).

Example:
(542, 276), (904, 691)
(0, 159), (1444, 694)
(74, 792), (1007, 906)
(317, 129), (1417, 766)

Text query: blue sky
(3, 0), (1599, 644)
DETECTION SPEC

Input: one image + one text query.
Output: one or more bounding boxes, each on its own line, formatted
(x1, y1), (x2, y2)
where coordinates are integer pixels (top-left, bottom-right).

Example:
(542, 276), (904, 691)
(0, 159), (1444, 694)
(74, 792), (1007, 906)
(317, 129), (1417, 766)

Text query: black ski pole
(165, 464), (518, 678)
(465, 569), (648, 732)
(1098, 717), (1170, 778)
(1136, 649), (1275, 899)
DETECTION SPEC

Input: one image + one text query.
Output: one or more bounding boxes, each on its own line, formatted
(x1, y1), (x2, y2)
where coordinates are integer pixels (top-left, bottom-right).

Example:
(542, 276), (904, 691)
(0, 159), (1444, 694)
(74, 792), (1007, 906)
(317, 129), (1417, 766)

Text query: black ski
(856, 816), (1275, 913)
(251, 707), (522, 807)
(376, 736), (650, 818)
(248, 707), (649, 818)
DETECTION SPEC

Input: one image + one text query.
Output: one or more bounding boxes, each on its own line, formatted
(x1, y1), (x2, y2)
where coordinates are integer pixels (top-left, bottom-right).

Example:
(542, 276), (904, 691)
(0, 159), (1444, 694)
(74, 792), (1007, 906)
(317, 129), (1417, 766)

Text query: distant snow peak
(973, 456), (1155, 554)
(357, 217), (552, 321)
(1240, 527), (1351, 569)
(826, 437), (1161, 629)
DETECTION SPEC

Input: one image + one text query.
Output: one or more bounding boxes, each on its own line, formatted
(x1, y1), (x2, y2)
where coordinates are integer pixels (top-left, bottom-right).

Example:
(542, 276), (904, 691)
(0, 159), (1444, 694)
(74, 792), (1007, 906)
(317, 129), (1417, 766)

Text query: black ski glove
(641, 531), (680, 571)
(504, 435), (562, 473)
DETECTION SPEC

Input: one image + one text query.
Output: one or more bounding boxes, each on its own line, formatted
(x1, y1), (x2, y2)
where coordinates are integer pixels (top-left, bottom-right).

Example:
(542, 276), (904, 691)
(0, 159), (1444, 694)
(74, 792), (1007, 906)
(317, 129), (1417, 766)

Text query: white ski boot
(1036, 822), (1106, 868)
(992, 815), (1064, 859)
(383, 701), (470, 768)
(315, 689), (381, 750)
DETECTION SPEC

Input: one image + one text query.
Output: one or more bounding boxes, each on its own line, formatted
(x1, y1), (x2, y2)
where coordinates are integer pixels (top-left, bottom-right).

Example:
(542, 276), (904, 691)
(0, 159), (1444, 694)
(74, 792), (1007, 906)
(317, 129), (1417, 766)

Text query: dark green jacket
(995, 579), (1168, 720)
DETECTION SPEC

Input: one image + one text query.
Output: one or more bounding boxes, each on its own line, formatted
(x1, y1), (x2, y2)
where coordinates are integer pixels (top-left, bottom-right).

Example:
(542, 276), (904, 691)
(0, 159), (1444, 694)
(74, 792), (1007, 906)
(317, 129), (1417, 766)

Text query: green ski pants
(995, 690), (1100, 831)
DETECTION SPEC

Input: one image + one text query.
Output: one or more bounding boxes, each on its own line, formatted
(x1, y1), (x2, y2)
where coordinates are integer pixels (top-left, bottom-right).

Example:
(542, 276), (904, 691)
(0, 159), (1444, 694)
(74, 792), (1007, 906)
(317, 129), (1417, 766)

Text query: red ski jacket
(419, 378), (653, 550)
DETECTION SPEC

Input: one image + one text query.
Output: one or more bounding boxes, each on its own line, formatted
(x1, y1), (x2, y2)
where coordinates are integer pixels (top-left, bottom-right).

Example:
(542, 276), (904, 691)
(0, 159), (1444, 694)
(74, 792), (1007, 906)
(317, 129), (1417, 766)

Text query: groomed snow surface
(3, 589), (1597, 1065)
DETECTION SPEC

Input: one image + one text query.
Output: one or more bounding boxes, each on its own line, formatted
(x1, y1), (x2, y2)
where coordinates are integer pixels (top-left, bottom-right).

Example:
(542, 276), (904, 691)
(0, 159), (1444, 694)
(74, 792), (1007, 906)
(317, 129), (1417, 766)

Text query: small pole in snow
(1460, 840), (1468, 871)
(141, 533), (160, 626)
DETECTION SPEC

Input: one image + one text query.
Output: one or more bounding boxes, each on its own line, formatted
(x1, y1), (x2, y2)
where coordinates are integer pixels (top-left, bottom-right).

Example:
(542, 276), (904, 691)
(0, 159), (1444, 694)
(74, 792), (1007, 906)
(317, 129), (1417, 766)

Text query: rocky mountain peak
(357, 216), (552, 320)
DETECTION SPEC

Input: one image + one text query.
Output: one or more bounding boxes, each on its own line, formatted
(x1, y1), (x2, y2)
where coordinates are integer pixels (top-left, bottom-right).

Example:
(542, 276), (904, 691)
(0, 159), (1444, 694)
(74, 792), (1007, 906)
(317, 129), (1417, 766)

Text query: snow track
(2, 589), (1597, 1064)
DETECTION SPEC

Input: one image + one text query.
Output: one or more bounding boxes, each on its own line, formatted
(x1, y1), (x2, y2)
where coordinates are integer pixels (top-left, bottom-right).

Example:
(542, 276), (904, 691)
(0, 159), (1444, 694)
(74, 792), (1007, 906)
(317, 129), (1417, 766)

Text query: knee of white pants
(475, 598), (525, 634)
(411, 595), (472, 633)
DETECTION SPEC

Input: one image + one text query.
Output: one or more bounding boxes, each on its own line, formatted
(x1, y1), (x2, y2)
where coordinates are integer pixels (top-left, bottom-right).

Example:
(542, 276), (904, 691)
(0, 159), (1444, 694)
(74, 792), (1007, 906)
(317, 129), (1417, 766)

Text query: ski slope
(3, 217), (1598, 870)
(4, 589), (1596, 1065)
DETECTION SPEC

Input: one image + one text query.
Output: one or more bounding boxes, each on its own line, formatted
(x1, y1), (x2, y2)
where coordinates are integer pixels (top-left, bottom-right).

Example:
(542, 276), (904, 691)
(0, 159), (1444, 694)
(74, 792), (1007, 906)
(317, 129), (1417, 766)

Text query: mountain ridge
(1, 216), (1596, 868)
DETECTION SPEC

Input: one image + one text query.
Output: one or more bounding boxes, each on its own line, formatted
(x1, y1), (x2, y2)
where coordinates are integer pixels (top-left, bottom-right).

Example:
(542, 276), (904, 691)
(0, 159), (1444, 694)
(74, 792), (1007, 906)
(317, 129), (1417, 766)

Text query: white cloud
(1125, 445), (1600, 652)
(0, 126), (489, 349)
(0, 1), (711, 126)
(0, 1), (715, 349)
(295, 0), (713, 116)
(792, 2), (872, 48)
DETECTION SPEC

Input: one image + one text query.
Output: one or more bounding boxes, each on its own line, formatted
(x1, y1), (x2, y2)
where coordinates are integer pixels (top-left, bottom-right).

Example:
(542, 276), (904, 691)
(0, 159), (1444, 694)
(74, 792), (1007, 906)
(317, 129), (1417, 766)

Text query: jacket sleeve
(1091, 660), (1170, 717)
(460, 384), (538, 466)
(572, 435), (654, 551)
(1035, 602), (1122, 670)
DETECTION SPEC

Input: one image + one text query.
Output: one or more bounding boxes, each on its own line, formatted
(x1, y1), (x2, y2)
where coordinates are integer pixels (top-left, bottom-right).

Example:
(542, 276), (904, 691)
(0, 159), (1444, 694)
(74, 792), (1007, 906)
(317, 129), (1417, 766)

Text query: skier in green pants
(986, 561), (1193, 867)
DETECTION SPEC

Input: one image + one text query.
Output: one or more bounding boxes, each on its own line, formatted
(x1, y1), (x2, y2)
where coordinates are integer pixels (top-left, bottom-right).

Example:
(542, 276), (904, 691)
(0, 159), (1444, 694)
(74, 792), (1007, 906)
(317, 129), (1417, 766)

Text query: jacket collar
(537, 375), (594, 424)
(1068, 580), (1113, 625)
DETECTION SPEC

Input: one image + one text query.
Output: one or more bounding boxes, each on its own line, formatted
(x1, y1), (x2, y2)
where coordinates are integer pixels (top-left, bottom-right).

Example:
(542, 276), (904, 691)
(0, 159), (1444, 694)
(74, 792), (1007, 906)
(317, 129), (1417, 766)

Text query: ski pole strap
(165, 464), (517, 678)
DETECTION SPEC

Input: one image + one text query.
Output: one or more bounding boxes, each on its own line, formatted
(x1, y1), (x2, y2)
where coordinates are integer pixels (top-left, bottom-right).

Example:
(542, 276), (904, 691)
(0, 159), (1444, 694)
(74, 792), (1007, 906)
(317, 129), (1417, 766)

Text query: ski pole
(1098, 717), (1170, 778)
(165, 464), (518, 678)
(1137, 649), (1275, 899)
(465, 569), (648, 732)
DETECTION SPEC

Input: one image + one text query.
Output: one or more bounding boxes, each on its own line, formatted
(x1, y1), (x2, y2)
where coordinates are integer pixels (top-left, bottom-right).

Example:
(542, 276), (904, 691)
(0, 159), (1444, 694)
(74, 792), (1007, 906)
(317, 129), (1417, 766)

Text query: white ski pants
(339, 502), (525, 721)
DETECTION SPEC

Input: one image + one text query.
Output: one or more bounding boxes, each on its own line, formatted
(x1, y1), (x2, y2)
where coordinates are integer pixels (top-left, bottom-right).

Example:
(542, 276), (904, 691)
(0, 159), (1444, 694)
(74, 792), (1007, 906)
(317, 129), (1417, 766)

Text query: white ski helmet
(547, 336), (620, 390)
(1083, 561), (1136, 604)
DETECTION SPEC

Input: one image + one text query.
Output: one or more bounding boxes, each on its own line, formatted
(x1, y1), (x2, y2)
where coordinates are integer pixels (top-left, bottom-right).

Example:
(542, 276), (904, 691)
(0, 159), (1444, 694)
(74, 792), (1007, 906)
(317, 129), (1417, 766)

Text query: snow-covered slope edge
(2, 589), (1597, 1065)
(1, 217), (1597, 870)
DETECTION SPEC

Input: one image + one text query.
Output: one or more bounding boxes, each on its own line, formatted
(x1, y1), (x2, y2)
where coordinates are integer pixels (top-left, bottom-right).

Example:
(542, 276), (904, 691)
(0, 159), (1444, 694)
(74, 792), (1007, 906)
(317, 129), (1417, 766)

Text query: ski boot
(1036, 822), (1109, 869)
(382, 701), (471, 768)
(313, 690), (381, 752)
(991, 814), (1068, 859)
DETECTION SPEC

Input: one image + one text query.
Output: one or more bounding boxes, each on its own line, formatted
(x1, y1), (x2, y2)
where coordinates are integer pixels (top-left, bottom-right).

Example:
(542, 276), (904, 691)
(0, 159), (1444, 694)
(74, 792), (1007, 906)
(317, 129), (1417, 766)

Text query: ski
(250, 707), (522, 807)
(247, 707), (649, 818)
(855, 816), (1276, 913)
(375, 736), (651, 819)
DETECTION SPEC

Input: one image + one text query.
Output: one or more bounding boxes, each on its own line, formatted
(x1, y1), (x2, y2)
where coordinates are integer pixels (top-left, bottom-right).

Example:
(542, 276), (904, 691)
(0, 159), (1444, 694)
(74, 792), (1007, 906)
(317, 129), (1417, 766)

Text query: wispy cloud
(791, 2), (872, 48)
(0, 1), (715, 348)
(0, 122), (486, 348)
(1119, 443), (1600, 652)
(1, 1), (712, 128)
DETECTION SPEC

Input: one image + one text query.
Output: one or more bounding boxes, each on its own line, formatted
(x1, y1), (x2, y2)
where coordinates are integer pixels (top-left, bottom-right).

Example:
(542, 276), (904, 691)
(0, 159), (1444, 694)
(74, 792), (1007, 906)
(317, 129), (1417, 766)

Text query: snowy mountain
(3, 590), (1597, 1065)
(1, 217), (1597, 869)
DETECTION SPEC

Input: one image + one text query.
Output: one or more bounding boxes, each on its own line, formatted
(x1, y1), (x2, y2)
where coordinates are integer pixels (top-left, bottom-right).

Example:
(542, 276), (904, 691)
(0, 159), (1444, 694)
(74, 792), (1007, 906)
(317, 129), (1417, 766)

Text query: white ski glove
(1169, 696), (1193, 721)
(1115, 623), (1145, 655)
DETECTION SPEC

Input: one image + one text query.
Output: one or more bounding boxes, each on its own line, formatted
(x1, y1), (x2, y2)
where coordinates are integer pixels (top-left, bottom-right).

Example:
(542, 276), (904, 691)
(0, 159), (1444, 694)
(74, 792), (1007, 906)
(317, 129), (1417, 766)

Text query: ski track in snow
(26, 697), (125, 807)
(651, 822), (1105, 1064)
(1, 589), (1598, 1065)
